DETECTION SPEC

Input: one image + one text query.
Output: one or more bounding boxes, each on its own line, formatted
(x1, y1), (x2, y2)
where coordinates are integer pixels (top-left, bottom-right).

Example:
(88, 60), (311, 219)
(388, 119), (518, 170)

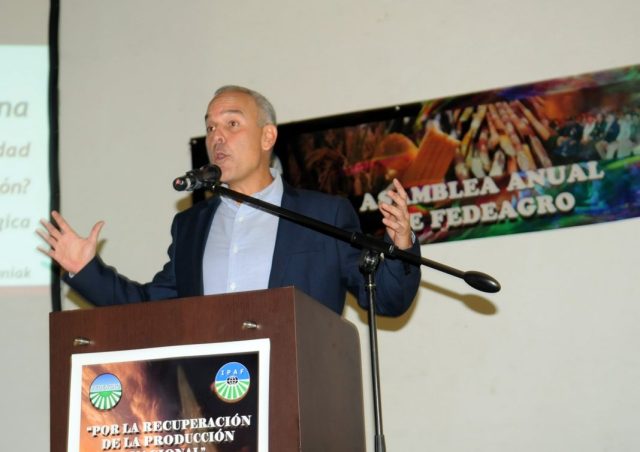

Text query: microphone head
(172, 177), (188, 191)
(200, 164), (222, 183)
(172, 165), (221, 192)
(463, 271), (501, 293)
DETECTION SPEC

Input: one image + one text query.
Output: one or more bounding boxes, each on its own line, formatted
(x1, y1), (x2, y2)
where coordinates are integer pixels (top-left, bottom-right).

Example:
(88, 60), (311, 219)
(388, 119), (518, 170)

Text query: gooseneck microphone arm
(188, 174), (500, 293)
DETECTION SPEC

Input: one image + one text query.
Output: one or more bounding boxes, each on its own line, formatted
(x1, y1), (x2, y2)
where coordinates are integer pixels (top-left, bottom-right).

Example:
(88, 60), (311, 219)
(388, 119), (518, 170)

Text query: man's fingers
(39, 218), (62, 239)
(380, 181), (413, 250)
(382, 216), (401, 231)
(392, 178), (408, 198)
(380, 201), (408, 221)
(89, 221), (105, 242)
(36, 245), (55, 258)
(51, 210), (76, 235)
(386, 187), (408, 208)
(36, 228), (57, 247)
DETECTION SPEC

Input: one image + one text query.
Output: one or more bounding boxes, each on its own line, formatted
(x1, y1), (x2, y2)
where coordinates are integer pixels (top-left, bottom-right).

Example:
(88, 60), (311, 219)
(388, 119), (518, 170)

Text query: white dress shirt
(202, 172), (283, 295)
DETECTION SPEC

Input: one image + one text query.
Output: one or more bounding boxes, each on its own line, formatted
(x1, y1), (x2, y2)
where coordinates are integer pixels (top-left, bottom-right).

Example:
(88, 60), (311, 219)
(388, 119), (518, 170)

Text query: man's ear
(261, 124), (278, 151)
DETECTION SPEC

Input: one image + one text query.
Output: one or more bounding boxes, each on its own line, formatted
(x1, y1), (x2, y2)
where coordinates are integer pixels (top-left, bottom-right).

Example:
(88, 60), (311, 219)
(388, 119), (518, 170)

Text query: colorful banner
(277, 65), (640, 244)
(68, 340), (270, 452)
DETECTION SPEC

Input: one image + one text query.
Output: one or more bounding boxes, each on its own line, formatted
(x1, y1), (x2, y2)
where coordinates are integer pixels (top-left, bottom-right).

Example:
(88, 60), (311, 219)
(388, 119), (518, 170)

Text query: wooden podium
(50, 286), (365, 451)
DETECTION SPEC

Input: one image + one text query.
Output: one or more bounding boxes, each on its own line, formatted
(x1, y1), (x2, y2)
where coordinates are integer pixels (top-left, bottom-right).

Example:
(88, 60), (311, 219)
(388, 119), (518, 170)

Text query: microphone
(173, 164), (222, 191)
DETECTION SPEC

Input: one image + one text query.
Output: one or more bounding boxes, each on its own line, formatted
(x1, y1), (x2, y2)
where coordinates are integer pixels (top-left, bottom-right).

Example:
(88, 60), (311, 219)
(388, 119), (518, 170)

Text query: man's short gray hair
(213, 85), (277, 126)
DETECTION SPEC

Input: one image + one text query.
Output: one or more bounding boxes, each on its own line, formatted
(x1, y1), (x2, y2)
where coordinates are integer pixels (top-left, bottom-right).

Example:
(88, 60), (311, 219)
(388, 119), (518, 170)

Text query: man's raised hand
(37, 210), (104, 274)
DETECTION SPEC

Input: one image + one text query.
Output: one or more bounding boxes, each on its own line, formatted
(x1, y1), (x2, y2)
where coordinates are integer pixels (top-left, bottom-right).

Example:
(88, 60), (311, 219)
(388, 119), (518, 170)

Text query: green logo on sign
(89, 373), (122, 410)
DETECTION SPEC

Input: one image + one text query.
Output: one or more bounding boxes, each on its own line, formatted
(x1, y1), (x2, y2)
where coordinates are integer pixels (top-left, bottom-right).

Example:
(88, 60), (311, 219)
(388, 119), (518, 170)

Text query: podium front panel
(50, 287), (364, 452)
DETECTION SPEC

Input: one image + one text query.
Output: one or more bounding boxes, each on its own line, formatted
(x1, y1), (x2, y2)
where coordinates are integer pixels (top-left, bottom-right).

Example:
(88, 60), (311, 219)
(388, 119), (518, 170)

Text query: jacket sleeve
(335, 197), (422, 317)
(63, 218), (180, 306)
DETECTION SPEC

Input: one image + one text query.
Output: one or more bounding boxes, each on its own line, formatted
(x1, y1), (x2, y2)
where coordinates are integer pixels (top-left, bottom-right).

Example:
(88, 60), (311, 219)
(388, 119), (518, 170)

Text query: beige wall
(0, 0), (51, 448)
(3, 0), (640, 449)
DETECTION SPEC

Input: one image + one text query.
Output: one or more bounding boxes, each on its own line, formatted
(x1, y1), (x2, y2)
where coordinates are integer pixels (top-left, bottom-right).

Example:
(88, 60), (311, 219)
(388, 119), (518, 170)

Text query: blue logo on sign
(212, 362), (250, 403)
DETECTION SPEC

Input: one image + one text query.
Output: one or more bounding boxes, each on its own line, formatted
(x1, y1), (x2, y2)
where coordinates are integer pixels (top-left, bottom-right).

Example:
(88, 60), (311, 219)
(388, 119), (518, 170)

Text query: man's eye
(206, 126), (215, 133)
(229, 120), (239, 128)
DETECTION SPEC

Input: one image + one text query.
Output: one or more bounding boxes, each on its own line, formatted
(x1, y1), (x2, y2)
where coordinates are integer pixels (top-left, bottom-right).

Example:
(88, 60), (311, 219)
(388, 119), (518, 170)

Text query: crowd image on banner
(280, 65), (640, 244)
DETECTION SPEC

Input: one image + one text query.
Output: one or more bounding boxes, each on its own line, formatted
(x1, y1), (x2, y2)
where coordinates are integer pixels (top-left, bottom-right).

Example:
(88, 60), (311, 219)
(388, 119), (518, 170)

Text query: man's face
(204, 91), (276, 193)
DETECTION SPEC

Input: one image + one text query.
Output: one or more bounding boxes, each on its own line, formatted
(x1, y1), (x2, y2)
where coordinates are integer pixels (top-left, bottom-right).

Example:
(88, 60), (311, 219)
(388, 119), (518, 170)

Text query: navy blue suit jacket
(67, 183), (421, 316)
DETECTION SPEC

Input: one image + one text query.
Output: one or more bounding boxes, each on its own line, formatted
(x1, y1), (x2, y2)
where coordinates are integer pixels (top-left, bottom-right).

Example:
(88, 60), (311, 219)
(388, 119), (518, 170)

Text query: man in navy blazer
(39, 86), (421, 316)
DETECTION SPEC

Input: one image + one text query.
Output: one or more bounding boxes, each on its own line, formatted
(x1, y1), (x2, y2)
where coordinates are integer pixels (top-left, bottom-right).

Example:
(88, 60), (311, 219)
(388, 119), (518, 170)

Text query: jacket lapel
(268, 184), (299, 289)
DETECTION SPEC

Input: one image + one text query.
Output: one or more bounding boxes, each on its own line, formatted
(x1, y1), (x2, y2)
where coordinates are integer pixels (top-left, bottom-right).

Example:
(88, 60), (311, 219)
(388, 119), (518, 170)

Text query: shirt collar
(220, 169), (284, 211)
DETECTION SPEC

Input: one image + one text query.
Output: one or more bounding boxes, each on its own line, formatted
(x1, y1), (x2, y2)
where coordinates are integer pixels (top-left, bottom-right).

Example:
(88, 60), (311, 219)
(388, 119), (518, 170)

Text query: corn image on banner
(279, 65), (640, 244)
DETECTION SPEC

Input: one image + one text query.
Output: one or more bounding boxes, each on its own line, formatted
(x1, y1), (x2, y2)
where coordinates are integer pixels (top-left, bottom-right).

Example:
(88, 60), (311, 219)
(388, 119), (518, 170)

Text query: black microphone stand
(204, 180), (501, 452)
(359, 249), (386, 451)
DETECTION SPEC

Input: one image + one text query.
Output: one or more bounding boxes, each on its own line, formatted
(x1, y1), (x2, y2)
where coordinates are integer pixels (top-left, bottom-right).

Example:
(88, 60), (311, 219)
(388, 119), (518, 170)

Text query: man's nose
(213, 129), (225, 145)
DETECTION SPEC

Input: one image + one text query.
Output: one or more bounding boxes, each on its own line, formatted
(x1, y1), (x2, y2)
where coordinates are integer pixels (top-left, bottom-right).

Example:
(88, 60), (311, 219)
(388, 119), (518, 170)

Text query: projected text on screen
(0, 45), (50, 287)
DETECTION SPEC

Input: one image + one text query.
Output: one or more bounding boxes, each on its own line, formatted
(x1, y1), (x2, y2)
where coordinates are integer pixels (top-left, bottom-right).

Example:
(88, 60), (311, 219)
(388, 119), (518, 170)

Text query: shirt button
(238, 216), (244, 223)
(229, 282), (236, 291)
(232, 245), (238, 254)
